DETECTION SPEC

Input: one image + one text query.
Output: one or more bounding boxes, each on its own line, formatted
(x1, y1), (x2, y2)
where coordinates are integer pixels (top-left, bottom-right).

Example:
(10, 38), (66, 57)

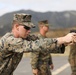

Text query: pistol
(70, 30), (76, 33)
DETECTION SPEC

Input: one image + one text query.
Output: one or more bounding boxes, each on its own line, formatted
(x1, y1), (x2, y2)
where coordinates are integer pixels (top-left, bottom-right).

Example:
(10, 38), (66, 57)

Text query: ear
(15, 24), (19, 31)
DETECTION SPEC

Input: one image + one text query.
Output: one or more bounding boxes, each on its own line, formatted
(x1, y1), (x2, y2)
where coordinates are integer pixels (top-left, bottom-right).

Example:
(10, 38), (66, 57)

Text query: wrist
(56, 37), (64, 45)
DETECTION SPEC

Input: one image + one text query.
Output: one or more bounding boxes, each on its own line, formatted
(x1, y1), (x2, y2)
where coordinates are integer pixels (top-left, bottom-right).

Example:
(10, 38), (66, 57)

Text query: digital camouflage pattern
(0, 32), (58, 75)
(31, 34), (66, 75)
(69, 43), (76, 75)
(13, 13), (35, 28)
(31, 34), (53, 75)
(25, 34), (39, 41)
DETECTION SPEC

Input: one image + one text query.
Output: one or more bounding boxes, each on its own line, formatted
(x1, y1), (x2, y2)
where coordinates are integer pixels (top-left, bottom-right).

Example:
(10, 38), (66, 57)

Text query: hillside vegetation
(34, 26), (76, 38)
(0, 10), (76, 36)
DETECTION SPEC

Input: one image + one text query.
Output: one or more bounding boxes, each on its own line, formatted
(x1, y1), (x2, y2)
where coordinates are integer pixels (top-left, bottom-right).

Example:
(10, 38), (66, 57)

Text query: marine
(0, 13), (75, 75)
(68, 30), (76, 75)
(31, 20), (54, 75)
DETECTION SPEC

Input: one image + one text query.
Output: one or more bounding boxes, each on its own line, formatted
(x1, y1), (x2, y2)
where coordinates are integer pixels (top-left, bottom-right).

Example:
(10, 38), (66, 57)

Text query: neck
(12, 29), (19, 38)
(40, 30), (46, 37)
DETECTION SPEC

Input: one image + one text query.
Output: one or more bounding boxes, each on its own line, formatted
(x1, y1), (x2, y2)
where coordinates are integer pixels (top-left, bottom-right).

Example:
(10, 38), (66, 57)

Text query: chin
(21, 36), (26, 39)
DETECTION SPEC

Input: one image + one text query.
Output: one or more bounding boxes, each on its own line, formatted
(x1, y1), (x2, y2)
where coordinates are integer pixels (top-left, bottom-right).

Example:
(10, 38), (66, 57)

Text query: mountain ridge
(0, 10), (76, 35)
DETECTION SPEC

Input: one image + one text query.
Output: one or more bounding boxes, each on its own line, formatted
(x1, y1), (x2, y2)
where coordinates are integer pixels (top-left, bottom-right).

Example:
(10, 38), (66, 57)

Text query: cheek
(46, 28), (49, 31)
(45, 27), (49, 30)
(44, 27), (49, 31)
(18, 27), (25, 35)
(19, 27), (25, 32)
(43, 27), (47, 30)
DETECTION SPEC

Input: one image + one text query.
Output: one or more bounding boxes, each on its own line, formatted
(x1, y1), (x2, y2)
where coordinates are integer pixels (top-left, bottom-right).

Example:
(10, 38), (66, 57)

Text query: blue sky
(0, 0), (76, 16)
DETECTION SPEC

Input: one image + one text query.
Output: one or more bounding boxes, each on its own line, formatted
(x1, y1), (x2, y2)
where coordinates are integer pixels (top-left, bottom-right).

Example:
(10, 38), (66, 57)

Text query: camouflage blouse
(0, 32), (57, 75)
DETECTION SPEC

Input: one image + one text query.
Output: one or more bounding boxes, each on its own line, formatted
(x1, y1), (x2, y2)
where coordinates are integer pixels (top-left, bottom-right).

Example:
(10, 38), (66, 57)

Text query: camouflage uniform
(0, 32), (59, 75)
(0, 14), (58, 75)
(31, 20), (65, 75)
(31, 34), (53, 75)
(68, 43), (76, 75)
(0, 13), (65, 75)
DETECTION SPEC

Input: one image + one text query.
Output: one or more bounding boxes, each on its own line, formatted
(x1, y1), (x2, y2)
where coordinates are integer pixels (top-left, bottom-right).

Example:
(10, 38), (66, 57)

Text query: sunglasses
(23, 26), (31, 30)
(19, 24), (31, 30)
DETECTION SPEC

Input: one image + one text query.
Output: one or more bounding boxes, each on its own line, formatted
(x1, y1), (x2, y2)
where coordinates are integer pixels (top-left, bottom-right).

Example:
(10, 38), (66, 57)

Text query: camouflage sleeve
(25, 34), (39, 41)
(68, 43), (76, 67)
(48, 43), (65, 53)
(59, 44), (65, 53)
(23, 38), (58, 53)
(0, 34), (58, 53)
(48, 54), (53, 65)
(68, 43), (76, 60)
(53, 44), (65, 53)
(30, 52), (40, 69)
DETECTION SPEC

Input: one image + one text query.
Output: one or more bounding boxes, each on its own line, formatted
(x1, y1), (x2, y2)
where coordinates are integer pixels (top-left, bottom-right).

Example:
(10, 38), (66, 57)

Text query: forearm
(30, 52), (39, 69)
(23, 38), (57, 52)
(56, 33), (76, 45)
(56, 37), (65, 45)
(2, 33), (68, 53)
(7, 38), (65, 53)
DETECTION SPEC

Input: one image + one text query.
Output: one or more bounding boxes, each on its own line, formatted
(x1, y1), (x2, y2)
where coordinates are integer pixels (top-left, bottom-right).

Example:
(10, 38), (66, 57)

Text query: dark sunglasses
(19, 24), (31, 30)
(23, 25), (31, 30)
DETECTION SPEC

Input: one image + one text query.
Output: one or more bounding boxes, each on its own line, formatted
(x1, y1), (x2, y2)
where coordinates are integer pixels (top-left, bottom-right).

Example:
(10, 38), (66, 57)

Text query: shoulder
(26, 34), (39, 41)
(2, 32), (23, 44)
(0, 32), (12, 41)
(37, 34), (43, 38)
